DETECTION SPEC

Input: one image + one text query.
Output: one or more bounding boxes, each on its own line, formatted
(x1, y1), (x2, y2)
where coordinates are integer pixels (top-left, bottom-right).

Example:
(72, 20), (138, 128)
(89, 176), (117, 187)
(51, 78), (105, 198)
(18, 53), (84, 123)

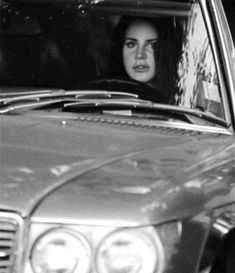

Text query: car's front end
(0, 0), (235, 272)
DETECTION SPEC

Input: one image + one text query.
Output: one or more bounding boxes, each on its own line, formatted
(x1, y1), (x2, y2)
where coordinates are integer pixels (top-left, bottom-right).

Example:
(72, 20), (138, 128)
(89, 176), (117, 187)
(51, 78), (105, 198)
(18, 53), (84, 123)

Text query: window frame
(203, 0), (235, 131)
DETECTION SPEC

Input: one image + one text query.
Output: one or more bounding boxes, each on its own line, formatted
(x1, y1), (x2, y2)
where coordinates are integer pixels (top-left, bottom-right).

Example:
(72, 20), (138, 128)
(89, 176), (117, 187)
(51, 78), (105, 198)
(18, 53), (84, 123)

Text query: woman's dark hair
(109, 15), (183, 101)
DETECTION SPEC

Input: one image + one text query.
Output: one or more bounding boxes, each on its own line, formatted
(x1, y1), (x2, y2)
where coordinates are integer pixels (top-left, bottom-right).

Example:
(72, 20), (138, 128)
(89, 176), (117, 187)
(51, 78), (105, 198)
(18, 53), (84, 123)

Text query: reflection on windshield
(0, 1), (225, 119)
(176, 5), (223, 118)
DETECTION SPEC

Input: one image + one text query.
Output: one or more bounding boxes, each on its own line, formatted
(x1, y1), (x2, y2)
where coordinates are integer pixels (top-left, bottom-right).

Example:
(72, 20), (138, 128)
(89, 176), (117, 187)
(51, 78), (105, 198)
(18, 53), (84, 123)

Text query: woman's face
(122, 20), (158, 83)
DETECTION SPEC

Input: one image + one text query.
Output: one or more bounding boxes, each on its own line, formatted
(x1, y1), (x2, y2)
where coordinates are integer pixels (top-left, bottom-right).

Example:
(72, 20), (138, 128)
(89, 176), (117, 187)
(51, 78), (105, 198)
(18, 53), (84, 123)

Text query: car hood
(1, 113), (235, 226)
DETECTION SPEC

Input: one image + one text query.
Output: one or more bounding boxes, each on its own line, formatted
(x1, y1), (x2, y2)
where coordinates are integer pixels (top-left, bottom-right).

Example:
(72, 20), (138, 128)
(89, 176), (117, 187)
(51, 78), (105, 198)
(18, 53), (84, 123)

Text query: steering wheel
(87, 77), (168, 103)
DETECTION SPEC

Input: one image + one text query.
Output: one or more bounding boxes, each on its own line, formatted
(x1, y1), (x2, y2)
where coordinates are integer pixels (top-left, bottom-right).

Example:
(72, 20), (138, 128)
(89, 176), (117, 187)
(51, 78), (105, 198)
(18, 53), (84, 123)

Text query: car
(0, 0), (235, 272)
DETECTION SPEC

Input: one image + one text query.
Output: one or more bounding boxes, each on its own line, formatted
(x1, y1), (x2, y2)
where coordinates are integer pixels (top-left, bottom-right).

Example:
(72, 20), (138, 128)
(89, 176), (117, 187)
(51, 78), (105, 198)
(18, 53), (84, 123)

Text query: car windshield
(0, 0), (227, 123)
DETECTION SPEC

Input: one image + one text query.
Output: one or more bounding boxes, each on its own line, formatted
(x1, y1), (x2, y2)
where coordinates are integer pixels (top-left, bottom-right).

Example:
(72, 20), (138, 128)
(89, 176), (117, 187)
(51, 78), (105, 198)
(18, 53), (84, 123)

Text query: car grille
(0, 212), (23, 273)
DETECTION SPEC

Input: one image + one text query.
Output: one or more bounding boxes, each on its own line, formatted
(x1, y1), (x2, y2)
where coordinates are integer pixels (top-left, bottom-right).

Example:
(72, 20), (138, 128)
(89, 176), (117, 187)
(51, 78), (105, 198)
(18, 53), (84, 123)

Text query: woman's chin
(131, 74), (153, 83)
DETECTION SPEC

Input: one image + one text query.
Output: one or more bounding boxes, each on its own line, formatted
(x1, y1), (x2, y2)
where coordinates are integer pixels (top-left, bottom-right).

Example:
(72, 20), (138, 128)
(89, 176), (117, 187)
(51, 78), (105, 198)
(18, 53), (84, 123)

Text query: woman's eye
(125, 41), (136, 48)
(147, 41), (157, 49)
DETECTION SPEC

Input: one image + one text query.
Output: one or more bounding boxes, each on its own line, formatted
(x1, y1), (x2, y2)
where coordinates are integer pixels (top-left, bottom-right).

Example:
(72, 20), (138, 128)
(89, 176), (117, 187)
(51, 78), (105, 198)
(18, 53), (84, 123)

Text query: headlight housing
(30, 228), (91, 273)
(95, 229), (164, 273)
(30, 222), (180, 273)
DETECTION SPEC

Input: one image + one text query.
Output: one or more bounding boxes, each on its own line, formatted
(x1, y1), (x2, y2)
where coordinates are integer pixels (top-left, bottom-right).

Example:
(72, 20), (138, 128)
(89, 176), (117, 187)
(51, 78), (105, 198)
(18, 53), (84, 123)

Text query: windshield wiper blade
(0, 89), (138, 105)
(64, 98), (151, 107)
(0, 89), (64, 104)
(151, 103), (230, 127)
(0, 98), (67, 114)
(64, 100), (230, 127)
(1, 92), (229, 128)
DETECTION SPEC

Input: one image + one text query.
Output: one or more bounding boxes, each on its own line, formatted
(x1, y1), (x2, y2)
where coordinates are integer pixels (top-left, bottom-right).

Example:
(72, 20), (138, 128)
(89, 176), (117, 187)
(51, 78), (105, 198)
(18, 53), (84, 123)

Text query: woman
(110, 16), (182, 103)
(122, 18), (158, 85)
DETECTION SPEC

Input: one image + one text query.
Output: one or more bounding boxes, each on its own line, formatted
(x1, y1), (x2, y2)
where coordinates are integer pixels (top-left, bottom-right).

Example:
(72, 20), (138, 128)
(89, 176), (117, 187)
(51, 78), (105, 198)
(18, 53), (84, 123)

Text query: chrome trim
(213, 212), (235, 236)
(0, 212), (24, 273)
(199, 0), (231, 125)
(209, 0), (235, 129)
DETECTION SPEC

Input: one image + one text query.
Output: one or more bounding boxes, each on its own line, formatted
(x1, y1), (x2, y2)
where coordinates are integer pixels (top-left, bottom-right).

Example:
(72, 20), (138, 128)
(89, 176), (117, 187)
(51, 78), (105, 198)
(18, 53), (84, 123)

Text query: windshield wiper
(62, 100), (229, 127)
(0, 89), (138, 105)
(0, 90), (230, 128)
(0, 89), (140, 114)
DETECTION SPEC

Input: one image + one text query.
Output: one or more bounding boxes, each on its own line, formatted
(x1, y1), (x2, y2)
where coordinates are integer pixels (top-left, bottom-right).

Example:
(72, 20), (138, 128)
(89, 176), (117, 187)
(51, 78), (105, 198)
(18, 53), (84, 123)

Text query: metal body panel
(1, 114), (234, 226)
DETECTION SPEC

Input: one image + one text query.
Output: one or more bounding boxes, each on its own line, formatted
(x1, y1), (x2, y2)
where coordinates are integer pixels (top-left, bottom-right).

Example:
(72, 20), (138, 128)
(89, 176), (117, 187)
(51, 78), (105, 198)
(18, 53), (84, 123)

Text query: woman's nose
(135, 45), (146, 60)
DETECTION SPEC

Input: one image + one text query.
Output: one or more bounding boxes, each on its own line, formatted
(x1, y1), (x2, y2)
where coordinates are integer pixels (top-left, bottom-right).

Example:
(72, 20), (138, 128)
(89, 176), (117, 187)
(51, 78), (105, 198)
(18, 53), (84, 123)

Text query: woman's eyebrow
(124, 37), (158, 41)
(124, 37), (137, 41)
(146, 38), (158, 42)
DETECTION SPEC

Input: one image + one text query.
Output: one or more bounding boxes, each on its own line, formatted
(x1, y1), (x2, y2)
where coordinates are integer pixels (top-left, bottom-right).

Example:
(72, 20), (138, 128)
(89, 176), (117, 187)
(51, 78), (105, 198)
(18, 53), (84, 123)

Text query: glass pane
(0, 0), (225, 119)
(176, 4), (223, 117)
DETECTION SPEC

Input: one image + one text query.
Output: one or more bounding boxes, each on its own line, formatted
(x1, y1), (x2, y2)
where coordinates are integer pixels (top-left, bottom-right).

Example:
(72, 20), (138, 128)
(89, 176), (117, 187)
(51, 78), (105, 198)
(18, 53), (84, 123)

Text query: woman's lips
(133, 64), (149, 72)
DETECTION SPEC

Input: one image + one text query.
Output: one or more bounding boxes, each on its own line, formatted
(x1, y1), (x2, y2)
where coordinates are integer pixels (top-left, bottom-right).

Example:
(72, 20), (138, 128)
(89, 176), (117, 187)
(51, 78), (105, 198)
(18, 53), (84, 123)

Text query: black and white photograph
(0, 0), (235, 272)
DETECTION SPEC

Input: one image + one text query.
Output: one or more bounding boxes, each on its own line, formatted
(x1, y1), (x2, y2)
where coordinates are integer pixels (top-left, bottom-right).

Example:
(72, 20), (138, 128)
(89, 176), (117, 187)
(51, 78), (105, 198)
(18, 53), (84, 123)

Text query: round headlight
(95, 230), (162, 273)
(31, 228), (91, 273)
